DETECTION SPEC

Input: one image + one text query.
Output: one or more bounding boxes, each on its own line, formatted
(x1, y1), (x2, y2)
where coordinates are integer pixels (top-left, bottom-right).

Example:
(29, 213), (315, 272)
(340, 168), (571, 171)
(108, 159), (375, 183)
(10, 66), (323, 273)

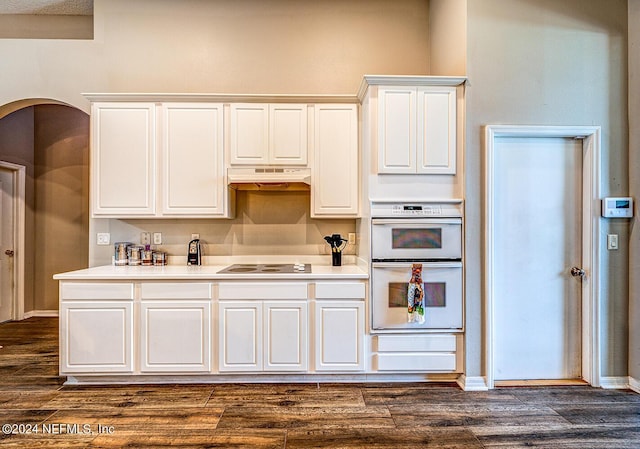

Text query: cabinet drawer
(376, 334), (456, 352)
(218, 282), (307, 300)
(315, 282), (365, 299)
(61, 282), (134, 300)
(141, 282), (212, 299)
(375, 353), (456, 371)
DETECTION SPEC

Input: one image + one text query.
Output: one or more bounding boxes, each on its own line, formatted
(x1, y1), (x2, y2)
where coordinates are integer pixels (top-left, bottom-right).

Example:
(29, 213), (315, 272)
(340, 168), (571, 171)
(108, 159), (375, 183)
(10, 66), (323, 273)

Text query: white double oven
(370, 201), (463, 332)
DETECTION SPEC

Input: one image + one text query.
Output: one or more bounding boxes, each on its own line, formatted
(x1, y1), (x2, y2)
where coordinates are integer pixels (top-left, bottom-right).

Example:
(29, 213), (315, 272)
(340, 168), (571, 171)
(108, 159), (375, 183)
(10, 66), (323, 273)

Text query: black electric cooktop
(217, 263), (311, 274)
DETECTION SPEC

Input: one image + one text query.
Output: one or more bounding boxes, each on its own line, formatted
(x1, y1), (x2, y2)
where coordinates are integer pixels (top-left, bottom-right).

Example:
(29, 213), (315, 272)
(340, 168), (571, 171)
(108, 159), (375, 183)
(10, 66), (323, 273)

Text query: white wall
(0, 0), (431, 113)
(465, 0), (629, 379)
(0, 0), (433, 268)
(430, 0), (467, 76)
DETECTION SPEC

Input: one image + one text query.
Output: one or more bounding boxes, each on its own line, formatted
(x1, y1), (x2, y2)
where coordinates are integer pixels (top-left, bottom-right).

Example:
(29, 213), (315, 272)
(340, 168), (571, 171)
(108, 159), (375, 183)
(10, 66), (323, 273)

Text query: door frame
(483, 125), (601, 389)
(0, 161), (26, 321)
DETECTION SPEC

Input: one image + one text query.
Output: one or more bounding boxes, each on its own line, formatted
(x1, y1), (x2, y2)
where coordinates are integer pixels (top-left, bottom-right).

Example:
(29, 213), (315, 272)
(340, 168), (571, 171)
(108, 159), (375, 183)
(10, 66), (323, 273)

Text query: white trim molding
(629, 377), (640, 394)
(23, 310), (59, 319)
(0, 161), (26, 321)
(483, 125), (601, 389)
(457, 375), (489, 391)
(600, 376), (631, 390)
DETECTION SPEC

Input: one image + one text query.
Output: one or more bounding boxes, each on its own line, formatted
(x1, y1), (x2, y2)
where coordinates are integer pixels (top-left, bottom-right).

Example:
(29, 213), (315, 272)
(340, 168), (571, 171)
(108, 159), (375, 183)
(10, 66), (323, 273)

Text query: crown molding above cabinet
(83, 93), (360, 104)
(357, 75), (467, 101)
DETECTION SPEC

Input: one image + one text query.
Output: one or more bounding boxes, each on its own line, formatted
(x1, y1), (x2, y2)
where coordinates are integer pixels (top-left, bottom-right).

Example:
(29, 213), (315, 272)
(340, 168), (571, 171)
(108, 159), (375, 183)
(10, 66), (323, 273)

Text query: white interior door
(0, 166), (15, 322)
(493, 136), (583, 381)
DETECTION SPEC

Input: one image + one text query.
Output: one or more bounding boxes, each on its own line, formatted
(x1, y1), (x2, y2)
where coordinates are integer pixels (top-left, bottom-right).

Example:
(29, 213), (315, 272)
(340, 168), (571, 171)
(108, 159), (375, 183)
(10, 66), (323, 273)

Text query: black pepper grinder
(323, 234), (348, 266)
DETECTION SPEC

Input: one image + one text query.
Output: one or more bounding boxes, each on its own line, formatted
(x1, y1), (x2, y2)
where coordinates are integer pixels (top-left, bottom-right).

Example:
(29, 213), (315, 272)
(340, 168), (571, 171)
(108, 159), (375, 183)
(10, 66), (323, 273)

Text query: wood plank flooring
(0, 317), (639, 448)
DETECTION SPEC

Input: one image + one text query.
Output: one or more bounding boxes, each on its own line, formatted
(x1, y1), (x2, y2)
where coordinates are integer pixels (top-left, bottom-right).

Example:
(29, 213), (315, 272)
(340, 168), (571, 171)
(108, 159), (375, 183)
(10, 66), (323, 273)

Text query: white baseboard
(629, 377), (640, 394)
(457, 375), (489, 391)
(23, 310), (59, 319)
(599, 376), (630, 390)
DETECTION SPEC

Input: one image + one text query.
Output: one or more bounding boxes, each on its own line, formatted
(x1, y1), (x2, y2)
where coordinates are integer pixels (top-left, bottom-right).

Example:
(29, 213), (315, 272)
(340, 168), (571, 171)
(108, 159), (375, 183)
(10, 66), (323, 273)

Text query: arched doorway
(0, 100), (89, 319)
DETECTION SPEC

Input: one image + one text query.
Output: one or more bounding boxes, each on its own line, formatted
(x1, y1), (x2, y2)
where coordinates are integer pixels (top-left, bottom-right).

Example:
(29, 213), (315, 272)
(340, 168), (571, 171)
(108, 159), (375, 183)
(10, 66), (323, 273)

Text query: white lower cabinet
(218, 300), (309, 372)
(218, 282), (309, 373)
(58, 279), (370, 378)
(140, 282), (212, 373)
(313, 281), (366, 372)
(218, 301), (263, 372)
(59, 282), (135, 374)
(373, 334), (460, 372)
(264, 301), (308, 371)
(60, 302), (134, 374)
(314, 300), (365, 371)
(140, 301), (211, 372)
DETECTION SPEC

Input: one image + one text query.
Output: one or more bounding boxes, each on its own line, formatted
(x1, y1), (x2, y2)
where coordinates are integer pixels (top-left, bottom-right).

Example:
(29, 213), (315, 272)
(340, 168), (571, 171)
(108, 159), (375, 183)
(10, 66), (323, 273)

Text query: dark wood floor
(0, 318), (638, 448)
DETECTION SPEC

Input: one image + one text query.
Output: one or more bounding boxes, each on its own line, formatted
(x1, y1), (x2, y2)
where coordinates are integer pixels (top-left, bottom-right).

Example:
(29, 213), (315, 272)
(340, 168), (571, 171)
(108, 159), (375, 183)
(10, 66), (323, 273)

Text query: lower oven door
(371, 262), (462, 332)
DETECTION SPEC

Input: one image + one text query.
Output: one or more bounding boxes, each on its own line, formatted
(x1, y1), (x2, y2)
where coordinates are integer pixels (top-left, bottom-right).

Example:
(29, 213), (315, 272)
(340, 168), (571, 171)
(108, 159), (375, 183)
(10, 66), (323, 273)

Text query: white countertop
(54, 262), (368, 281)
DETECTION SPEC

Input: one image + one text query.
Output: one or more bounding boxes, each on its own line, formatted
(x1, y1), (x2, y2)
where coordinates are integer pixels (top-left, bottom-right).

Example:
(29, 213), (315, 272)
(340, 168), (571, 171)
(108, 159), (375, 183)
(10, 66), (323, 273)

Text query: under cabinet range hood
(227, 167), (311, 191)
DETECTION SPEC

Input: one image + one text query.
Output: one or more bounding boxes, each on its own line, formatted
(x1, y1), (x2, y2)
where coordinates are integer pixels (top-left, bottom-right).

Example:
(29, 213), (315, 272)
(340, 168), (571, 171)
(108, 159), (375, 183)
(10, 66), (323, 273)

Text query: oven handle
(371, 218), (462, 225)
(372, 261), (462, 269)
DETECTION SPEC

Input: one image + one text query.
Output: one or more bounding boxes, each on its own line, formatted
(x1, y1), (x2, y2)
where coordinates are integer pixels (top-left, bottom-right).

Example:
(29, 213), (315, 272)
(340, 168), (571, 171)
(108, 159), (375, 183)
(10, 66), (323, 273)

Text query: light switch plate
(141, 232), (150, 245)
(97, 233), (110, 245)
(607, 234), (619, 250)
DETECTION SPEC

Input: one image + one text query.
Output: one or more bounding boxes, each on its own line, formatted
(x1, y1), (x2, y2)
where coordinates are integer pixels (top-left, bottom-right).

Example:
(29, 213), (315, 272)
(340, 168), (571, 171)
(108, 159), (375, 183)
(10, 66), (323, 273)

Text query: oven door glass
(371, 219), (462, 260)
(371, 262), (462, 331)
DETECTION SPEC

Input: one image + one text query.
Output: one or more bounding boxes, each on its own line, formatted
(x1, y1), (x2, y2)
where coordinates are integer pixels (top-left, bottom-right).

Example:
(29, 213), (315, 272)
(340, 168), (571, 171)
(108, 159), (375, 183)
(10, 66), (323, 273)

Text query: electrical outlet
(348, 233), (356, 245)
(97, 233), (110, 245)
(141, 232), (150, 245)
(153, 232), (162, 245)
(191, 233), (200, 240)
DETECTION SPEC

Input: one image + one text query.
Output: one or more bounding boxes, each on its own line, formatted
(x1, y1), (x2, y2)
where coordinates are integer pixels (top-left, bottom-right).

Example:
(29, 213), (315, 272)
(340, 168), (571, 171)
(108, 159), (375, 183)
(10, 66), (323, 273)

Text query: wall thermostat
(602, 197), (634, 218)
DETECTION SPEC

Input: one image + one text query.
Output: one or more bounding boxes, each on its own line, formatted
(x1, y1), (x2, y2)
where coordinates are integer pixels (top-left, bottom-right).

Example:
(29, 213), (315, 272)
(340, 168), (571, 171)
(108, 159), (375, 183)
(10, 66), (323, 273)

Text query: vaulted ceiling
(0, 0), (92, 15)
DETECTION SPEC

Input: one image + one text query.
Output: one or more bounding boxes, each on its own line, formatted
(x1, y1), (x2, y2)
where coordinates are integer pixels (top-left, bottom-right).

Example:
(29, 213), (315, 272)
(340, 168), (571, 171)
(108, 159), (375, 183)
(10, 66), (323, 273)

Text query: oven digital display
(388, 282), (446, 308)
(391, 228), (442, 249)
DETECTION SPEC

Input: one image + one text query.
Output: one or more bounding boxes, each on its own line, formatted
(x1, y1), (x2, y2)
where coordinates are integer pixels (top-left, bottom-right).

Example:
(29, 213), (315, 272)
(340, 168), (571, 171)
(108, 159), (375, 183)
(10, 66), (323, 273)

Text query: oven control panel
(371, 201), (463, 218)
(391, 204), (442, 216)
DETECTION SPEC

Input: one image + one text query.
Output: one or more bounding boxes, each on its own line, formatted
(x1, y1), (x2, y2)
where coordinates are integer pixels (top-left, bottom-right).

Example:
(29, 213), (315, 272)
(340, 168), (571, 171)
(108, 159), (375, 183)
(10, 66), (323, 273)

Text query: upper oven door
(371, 218), (462, 260)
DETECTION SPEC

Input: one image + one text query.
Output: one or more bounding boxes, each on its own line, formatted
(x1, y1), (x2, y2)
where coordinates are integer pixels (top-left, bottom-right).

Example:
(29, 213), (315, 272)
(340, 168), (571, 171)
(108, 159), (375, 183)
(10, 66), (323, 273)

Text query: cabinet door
(218, 301), (263, 371)
(140, 301), (211, 373)
(377, 87), (416, 174)
(312, 104), (359, 217)
(60, 301), (133, 373)
(230, 104), (269, 165)
(417, 86), (457, 174)
(314, 300), (364, 371)
(269, 104), (308, 165)
(264, 301), (308, 371)
(91, 102), (156, 216)
(161, 103), (225, 216)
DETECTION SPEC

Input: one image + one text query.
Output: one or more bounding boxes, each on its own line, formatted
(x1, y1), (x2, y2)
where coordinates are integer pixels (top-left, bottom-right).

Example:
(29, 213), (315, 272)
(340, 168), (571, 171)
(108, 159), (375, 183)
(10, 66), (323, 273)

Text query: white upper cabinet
(161, 103), (225, 216)
(311, 104), (359, 217)
(230, 103), (308, 165)
(91, 102), (157, 216)
(270, 104), (308, 164)
(378, 85), (457, 174)
(416, 86), (457, 174)
(230, 104), (269, 165)
(90, 100), (229, 218)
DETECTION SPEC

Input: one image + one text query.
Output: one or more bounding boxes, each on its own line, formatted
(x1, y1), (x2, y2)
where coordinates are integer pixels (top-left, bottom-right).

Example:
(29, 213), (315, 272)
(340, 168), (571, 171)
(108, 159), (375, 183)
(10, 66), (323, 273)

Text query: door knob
(570, 267), (585, 278)
(4, 250), (14, 257)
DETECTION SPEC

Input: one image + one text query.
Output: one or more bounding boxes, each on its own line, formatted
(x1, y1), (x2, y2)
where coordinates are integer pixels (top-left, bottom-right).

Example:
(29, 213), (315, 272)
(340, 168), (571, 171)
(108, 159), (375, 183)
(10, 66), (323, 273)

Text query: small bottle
(141, 245), (154, 266)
